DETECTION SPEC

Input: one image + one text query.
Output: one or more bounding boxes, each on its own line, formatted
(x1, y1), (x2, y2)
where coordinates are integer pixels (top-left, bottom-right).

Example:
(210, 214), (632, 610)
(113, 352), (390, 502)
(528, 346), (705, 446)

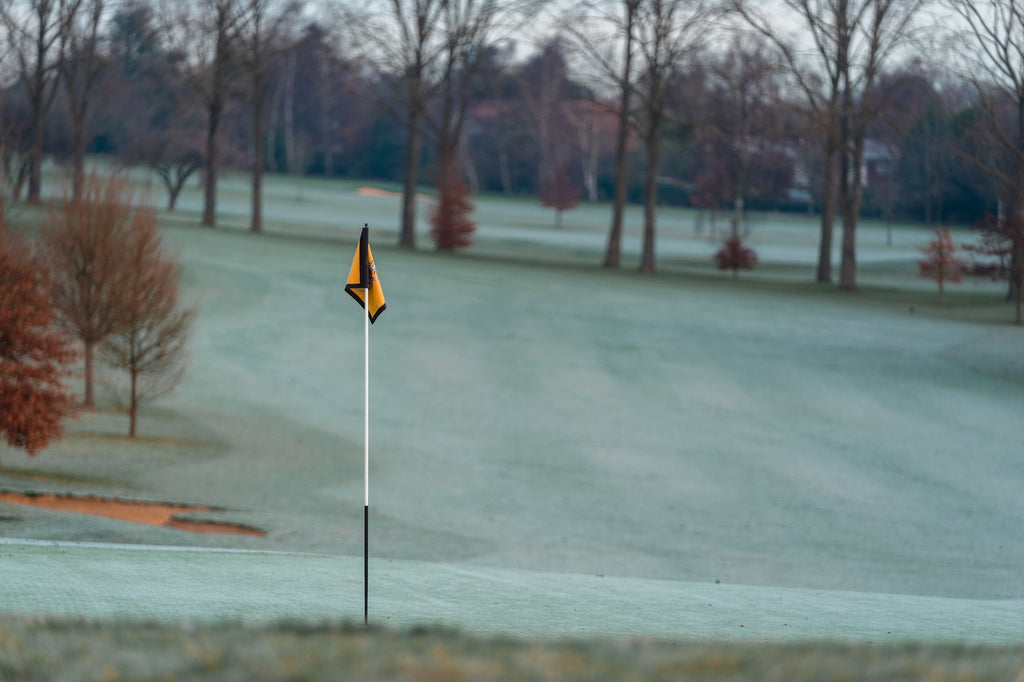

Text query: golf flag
(345, 224), (384, 625)
(345, 226), (386, 323)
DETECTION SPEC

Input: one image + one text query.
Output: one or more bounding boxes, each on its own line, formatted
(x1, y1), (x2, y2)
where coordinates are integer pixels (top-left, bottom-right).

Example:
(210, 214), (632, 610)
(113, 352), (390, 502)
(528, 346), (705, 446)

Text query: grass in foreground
(0, 619), (1022, 682)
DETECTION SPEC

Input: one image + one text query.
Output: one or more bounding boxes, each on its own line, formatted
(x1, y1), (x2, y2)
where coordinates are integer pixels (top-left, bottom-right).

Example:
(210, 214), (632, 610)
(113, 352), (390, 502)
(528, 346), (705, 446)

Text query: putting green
(2, 540), (1021, 642)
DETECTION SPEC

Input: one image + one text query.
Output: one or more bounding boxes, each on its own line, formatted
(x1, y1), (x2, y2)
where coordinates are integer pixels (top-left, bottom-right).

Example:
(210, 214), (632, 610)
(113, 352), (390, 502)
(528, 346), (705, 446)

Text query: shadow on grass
(0, 467), (123, 487)
(65, 431), (226, 450)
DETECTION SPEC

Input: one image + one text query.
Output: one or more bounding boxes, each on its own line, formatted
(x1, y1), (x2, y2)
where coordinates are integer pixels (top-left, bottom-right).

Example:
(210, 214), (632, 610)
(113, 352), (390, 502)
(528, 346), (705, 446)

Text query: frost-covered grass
(3, 539), (1022, 642)
(1, 168), (1023, 651)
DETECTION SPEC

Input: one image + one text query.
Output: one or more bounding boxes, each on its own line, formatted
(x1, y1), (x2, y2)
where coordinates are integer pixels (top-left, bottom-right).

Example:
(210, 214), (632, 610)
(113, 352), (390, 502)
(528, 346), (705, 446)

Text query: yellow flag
(345, 226), (386, 323)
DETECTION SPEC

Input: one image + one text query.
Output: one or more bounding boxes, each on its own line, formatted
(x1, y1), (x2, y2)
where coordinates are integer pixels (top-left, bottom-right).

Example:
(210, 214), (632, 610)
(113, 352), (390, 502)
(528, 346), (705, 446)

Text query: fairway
(1, 170), (1023, 642)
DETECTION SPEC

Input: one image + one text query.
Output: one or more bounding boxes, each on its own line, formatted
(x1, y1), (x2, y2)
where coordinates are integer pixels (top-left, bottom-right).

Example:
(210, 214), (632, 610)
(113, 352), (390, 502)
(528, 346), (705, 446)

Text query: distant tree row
(1, 0), (1024, 292)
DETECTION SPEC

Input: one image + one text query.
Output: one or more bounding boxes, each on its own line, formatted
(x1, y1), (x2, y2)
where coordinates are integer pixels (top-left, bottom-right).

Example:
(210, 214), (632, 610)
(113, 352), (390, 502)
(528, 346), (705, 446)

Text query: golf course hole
(0, 492), (265, 536)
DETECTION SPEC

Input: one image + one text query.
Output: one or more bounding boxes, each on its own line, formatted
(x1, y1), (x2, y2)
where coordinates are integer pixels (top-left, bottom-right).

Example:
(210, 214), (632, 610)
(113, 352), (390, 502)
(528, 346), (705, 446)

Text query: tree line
(0, 0), (1023, 292)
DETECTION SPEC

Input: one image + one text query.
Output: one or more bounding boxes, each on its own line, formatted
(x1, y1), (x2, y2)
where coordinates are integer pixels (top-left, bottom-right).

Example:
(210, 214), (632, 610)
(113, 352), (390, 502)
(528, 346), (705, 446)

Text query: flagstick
(363, 284), (370, 625)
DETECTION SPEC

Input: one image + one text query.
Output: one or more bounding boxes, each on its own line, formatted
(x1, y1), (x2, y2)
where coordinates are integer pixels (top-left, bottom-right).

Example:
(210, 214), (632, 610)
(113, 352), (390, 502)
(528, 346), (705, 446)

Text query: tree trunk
(605, 107), (630, 268)
(267, 82), (281, 172)
(83, 340), (95, 409)
(319, 57), (333, 176)
(399, 104), (421, 248)
(732, 194), (744, 238)
(251, 87), (265, 233)
(1016, 278), (1022, 324)
(582, 138), (598, 203)
(604, 1), (636, 269)
(28, 99), (44, 205)
(1013, 237), (1023, 324)
(838, 120), (864, 292)
(838, 200), (858, 290)
(202, 102), (220, 227)
(837, 119), (854, 290)
(536, 105), (552, 203)
(839, 173), (856, 288)
(283, 52), (296, 175)
(459, 133), (478, 195)
(498, 143), (512, 195)
(816, 144), (837, 283)
(129, 365), (137, 438)
(640, 113), (661, 274)
(73, 116), (86, 202)
(168, 176), (181, 211)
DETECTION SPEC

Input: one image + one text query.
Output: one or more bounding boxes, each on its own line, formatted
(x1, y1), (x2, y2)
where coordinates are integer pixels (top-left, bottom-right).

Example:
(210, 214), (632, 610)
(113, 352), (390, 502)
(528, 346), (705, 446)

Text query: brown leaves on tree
(99, 208), (194, 438)
(918, 228), (964, 302)
(0, 223), (77, 458)
(714, 235), (758, 277)
(41, 172), (195, 436)
(43, 173), (139, 408)
(431, 163), (475, 251)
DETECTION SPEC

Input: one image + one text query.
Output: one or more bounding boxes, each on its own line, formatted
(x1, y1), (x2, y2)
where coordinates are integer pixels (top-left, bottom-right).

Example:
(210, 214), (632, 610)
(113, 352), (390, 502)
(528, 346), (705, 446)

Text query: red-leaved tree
(431, 163), (475, 251)
(540, 166), (581, 228)
(714, 235), (758, 277)
(918, 228), (963, 302)
(0, 223), (77, 461)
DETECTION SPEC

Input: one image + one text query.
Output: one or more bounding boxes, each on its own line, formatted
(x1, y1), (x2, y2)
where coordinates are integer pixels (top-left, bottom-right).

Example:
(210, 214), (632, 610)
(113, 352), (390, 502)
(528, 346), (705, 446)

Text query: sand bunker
(356, 186), (431, 200)
(0, 492), (265, 536)
(356, 186), (401, 198)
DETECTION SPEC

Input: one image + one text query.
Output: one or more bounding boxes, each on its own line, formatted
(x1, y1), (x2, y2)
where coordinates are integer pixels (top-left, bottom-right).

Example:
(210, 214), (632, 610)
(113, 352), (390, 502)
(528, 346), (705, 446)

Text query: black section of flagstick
(364, 504), (369, 624)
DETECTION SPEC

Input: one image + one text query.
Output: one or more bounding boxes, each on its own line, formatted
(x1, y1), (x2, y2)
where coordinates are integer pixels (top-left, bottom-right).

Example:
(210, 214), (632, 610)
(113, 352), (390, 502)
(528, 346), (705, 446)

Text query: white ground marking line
(0, 537), (344, 557)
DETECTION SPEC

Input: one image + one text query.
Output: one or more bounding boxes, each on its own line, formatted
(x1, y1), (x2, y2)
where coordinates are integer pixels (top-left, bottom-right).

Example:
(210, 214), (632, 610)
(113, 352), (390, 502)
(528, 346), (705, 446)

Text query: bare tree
(131, 128), (205, 211)
(339, 0), (445, 248)
(111, 54), (207, 210)
(703, 32), (785, 239)
(429, 0), (538, 215)
(59, 0), (106, 202)
(562, 0), (642, 268)
(729, 0), (840, 283)
(518, 38), (573, 207)
(564, 100), (605, 203)
(0, 0), (75, 204)
(730, 0), (925, 290)
(100, 206), (195, 437)
(833, 0), (925, 291)
(237, 0), (300, 233)
(42, 172), (133, 408)
(944, 0), (1024, 305)
(567, 0), (713, 273)
(633, 0), (715, 274)
(342, 0), (540, 248)
(161, 0), (245, 227)
(609, 0), (641, 267)
(105, 0), (203, 211)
